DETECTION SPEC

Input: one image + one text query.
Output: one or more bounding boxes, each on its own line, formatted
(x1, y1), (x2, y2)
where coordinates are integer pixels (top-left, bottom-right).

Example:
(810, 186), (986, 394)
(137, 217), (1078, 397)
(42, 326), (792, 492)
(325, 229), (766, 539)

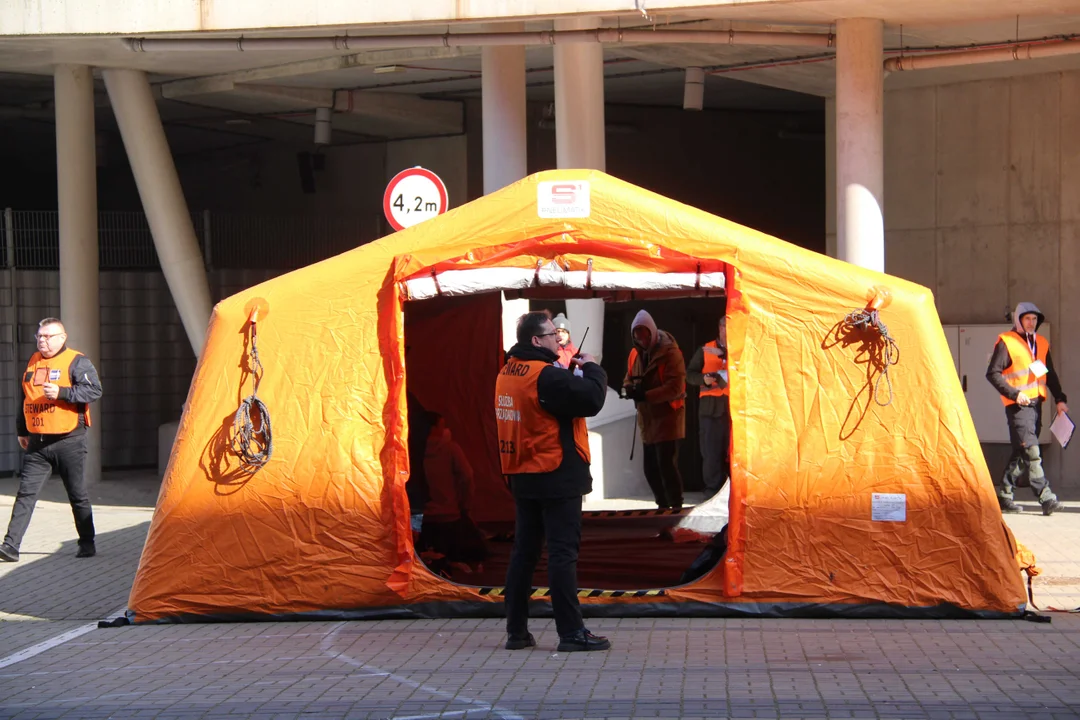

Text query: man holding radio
(0, 317), (102, 562)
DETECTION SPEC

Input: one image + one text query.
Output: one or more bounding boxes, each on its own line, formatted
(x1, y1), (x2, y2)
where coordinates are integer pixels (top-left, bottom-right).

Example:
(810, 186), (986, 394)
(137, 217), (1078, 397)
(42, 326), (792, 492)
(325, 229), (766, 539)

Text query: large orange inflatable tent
(128, 170), (1026, 623)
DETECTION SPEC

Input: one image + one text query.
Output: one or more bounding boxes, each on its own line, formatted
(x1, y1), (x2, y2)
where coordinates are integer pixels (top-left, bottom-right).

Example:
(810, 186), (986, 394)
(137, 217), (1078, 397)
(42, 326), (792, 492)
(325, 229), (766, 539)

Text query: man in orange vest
(622, 310), (687, 510)
(686, 316), (729, 500)
(495, 310), (610, 652)
(0, 318), (102, 562)
(986, 302), (1067, 516)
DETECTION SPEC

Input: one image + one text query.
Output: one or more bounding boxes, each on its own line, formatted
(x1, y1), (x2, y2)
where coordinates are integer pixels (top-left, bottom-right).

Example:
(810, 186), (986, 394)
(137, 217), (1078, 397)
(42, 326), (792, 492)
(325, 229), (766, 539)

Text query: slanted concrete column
(835, 18), (884, 271)
(482, 25), (531, 350)
(54, 64), (101, 485)
(103, 69), (212, 355)
(554, 16), (607, 358)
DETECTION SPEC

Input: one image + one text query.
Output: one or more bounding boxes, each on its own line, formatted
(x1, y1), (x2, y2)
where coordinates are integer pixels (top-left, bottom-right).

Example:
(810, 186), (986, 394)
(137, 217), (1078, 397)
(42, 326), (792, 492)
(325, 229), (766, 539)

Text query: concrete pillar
(554, 16), (606, 172)
(835, 18), (884, 271)
(482, 27), (531, 351)
(554, 16), (608, 358)
(54, 64), (101, 485)
(103, 69), (212, 355)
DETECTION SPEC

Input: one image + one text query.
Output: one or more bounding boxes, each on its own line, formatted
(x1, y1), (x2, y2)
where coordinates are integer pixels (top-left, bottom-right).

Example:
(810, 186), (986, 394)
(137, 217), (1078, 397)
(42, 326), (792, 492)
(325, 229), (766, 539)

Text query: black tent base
(123, 598), (1024, 625)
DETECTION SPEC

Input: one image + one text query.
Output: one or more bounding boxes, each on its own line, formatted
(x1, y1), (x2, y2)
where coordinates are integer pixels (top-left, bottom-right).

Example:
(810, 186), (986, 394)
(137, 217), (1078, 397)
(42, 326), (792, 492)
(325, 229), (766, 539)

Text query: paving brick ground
(0, 472), (1078, 720)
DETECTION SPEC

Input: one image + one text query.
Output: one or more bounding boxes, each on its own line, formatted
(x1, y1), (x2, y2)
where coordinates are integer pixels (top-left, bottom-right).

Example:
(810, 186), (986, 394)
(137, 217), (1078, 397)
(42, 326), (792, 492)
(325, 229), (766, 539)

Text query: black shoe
(0, 542), (18, 562)
(504, 632), (535, 650)
(76, 543), (96, 558)
(1041, 499), (1062, 516)
(557, 629), (611, 652)
(999, 497), (1020, 513)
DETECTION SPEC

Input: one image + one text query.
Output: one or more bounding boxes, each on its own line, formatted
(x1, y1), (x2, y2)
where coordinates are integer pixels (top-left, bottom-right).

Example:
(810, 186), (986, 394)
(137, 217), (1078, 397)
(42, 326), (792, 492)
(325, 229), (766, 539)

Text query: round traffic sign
(383, 167), (449, 231)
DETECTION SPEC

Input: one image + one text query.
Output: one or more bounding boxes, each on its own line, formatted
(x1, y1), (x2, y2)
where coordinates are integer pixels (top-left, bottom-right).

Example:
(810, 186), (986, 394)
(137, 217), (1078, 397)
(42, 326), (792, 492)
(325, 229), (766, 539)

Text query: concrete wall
(174, 136), (467, 238)
(828, 70), (1080, 490)
(507, 100), (826, 252)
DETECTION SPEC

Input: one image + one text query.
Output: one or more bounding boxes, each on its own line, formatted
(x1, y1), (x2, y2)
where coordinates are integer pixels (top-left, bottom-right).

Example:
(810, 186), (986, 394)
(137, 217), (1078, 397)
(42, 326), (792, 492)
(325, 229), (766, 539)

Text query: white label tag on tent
(871, 493), (906, 522)
(538, 181), (590, 219)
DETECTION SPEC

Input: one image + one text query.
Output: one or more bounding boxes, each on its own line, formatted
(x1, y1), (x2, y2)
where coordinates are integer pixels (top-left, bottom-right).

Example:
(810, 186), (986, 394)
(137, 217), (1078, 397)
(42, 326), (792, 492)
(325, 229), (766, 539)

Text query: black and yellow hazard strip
(582, 507), (686, 518)
(477, 586), (666, 598)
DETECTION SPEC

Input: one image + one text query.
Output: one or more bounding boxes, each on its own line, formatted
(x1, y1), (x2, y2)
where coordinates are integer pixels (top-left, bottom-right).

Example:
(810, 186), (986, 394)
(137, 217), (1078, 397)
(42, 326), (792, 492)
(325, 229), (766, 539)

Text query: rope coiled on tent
(841, 308), (900, 406)
(230, 314), (273, 470)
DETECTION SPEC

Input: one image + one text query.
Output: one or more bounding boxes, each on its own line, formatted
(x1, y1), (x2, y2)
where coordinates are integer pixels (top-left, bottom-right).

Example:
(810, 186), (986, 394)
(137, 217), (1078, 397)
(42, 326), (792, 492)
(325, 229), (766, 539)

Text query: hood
(631, 310), (659, 349)
(1013, 302), (1045, 333)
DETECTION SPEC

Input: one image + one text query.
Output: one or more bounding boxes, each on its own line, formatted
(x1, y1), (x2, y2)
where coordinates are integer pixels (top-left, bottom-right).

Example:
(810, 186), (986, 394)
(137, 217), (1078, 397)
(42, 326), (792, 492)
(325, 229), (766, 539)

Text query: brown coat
(623, 330), (687, 444)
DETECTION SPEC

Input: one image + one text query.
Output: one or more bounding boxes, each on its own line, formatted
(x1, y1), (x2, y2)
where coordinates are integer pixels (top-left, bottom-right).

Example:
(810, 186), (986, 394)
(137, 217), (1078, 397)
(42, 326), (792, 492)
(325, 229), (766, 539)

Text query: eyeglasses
(35, 333), (64, 341)
(535, 332), (557, 338)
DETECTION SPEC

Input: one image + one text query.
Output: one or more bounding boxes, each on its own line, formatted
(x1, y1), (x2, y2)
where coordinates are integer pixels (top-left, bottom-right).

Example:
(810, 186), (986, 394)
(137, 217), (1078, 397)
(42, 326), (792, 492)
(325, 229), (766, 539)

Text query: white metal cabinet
(946, 323), (1053, 444)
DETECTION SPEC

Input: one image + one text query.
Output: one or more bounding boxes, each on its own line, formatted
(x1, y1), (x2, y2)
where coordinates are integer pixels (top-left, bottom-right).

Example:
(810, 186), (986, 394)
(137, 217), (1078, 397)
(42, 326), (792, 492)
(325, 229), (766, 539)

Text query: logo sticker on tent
(538, 181), (590, 219)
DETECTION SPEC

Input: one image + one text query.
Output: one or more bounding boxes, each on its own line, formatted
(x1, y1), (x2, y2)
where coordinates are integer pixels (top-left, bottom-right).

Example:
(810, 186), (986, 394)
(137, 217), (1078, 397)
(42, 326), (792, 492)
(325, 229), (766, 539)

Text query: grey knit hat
(553, 313), (572, 333)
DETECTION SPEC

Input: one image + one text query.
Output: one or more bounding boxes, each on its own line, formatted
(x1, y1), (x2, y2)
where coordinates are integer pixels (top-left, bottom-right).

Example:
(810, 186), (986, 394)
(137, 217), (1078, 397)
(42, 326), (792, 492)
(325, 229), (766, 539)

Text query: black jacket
(503, 343), (608, 499)
(986, 333), (1067, 405)
(17, 348), (103, 438)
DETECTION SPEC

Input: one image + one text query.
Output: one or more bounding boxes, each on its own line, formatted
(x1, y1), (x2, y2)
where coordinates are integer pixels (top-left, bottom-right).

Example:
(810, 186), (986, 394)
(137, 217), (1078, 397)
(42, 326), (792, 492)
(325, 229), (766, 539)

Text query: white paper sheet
(1051, 411), (1075, 449)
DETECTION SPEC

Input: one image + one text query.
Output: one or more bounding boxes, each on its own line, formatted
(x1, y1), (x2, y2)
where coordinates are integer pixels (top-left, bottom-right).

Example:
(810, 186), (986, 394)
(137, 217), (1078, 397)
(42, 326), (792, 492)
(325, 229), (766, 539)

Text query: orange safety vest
(495, 358), (590, 474)
(627, 348), (686, 410)
(998, 331), (1049, 406)
(22, 348), (92, 434)
(699, 341), (729, 398)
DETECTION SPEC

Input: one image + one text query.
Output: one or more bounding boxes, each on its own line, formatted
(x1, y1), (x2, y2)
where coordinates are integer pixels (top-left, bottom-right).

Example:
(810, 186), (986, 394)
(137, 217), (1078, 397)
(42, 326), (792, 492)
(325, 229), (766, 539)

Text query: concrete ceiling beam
(158, 46), (478, 99)
(334, 89), (463, 135)
(174, 83), (464, 137)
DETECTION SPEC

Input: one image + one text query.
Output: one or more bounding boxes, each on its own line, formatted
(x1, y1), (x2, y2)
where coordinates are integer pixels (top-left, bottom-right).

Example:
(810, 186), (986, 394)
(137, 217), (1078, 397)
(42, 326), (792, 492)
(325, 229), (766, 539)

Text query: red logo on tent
(549, 183), (581, 204)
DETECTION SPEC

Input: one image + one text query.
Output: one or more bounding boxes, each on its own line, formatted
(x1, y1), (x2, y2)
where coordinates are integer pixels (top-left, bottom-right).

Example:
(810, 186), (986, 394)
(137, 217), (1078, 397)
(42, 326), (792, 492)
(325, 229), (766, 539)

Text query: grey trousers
(997, 402), (1056, 503)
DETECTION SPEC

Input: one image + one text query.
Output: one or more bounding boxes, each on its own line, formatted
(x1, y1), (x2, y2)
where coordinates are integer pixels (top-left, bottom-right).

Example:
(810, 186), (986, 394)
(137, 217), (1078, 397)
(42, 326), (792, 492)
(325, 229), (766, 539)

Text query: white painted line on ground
(0, 605), (127, 671)
(0, 624), (96, 670)
(320, 622), (524, 720)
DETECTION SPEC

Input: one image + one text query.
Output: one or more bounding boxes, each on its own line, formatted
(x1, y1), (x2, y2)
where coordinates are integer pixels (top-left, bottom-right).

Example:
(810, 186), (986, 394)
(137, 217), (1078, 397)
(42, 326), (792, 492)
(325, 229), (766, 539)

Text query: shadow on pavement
(0, 470), (162, 510)
(0, 521), (149, 621)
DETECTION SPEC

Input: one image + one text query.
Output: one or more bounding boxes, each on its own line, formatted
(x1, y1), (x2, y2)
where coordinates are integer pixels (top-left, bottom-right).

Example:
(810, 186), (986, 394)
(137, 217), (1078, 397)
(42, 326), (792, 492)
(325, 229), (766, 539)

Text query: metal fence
(4, 209), (381, 271)
(0, 208), (383, 473)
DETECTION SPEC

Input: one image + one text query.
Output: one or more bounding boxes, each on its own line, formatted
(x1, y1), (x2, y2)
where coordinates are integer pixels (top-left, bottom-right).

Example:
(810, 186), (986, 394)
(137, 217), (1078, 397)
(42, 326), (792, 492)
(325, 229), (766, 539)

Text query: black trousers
(4, 434), (94, 550)
(643, 440), (683, 508)
(504, 495), (583, 639)
(698, 414), (730, 500)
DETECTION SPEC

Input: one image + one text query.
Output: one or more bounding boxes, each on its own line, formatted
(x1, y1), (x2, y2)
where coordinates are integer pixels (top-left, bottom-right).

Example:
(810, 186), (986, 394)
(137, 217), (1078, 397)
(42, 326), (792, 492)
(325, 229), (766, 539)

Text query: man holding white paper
(986, 302), (1067, 516)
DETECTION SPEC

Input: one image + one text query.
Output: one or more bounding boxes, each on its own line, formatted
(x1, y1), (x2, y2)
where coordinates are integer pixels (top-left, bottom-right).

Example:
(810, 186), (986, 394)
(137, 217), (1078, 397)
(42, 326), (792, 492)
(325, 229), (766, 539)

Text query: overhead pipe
(885, 36), (1080, 71)
(125, 27), (835, 52)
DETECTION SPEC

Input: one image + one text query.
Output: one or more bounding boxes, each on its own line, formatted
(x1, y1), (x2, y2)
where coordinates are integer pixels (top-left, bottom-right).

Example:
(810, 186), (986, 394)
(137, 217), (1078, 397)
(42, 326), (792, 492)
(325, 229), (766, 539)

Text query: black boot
(999, 497), (1020, 513)
(504, 632), (535, 650)
(557, 629), (611, 652)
